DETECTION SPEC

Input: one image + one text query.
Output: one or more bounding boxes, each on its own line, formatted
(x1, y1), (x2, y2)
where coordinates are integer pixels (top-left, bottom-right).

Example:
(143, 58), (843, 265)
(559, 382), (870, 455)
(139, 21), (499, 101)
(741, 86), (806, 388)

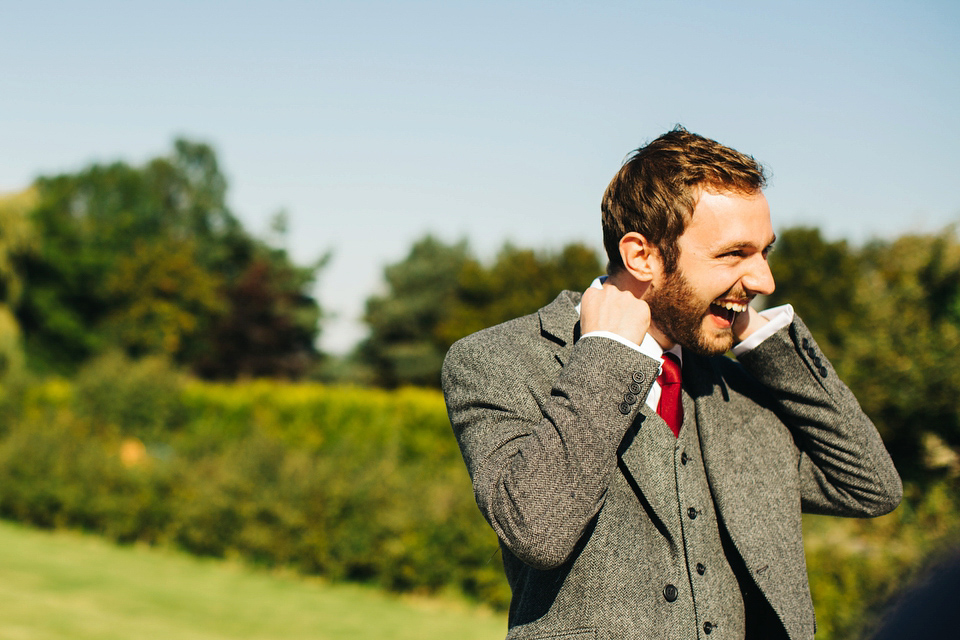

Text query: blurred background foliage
(0, 142), (958, 638)
(5, 140), (325, 379)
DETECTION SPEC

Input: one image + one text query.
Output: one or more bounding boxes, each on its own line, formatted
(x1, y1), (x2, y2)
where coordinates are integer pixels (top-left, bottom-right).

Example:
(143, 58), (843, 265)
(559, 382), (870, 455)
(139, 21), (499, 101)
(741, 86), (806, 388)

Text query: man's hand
(732, 305), (769, 343)
(580, 280), (651, 345)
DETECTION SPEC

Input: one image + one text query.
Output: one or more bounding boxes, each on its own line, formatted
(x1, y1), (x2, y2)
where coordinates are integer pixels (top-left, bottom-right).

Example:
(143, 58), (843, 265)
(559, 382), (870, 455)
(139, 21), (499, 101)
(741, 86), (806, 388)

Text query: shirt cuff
(730, 304), (795, 357)
(580, 330), (645, 354)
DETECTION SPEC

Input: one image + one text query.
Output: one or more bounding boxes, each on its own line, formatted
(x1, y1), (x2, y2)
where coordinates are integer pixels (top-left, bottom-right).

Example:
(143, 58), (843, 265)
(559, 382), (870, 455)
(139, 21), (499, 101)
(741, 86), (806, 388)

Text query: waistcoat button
(663, 584), (678, 602)
(687, 507), (698, 519)
(697, 562), (706, 575)
(704, 621), (715, 634)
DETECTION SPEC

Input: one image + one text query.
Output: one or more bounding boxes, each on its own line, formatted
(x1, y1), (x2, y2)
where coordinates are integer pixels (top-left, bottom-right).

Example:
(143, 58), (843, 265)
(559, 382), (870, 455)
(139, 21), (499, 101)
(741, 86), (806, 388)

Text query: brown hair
(601, 126), (767, 274)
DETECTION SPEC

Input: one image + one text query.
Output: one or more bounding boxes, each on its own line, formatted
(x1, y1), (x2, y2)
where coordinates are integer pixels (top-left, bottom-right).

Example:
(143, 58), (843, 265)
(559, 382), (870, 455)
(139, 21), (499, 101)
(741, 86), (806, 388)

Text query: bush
(0, 375), (510, 607)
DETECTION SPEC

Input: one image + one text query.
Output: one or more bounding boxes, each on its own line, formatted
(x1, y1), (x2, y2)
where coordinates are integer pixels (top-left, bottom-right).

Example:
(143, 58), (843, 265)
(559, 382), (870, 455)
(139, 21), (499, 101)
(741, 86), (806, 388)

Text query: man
(441, 127), (902, 639)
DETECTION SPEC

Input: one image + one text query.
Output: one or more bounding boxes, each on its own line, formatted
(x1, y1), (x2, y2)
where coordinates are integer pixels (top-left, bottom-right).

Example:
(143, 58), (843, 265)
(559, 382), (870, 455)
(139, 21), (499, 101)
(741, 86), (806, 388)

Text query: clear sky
(2, 0), (958, 353)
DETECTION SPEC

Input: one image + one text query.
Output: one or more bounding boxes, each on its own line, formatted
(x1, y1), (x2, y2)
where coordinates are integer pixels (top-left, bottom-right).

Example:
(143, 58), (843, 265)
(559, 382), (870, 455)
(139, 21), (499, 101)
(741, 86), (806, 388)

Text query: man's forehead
(682, 190), (774, 248)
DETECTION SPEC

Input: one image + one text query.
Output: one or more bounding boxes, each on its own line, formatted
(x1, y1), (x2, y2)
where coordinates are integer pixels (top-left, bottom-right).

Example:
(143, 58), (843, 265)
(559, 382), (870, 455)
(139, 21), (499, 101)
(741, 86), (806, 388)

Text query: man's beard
(647, 268), (734, 357)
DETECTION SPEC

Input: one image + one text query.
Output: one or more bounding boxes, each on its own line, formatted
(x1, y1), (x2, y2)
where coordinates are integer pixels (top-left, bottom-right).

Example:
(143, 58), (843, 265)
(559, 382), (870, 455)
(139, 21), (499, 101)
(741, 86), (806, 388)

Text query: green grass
(0, 520), (506, 640)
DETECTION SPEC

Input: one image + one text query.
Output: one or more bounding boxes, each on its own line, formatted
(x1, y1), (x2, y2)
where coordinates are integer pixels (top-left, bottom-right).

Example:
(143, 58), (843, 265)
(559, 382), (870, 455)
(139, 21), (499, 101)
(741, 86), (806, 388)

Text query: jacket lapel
(617, 406), (682, 536)
(687, 354), (790, 568)
(537, 290), (580, 367)
(537, 290), (682, 536)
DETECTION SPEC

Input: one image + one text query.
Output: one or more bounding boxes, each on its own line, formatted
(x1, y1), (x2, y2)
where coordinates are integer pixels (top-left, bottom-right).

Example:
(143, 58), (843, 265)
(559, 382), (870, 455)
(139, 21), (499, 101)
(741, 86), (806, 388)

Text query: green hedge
(0, 353), (956, 635)
(0, 355), (509, 607)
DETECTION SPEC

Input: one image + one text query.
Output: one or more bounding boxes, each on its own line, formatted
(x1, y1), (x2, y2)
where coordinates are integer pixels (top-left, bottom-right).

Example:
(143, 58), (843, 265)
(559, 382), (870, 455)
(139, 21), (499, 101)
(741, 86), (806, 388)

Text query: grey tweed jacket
(442, 291), (902, 640)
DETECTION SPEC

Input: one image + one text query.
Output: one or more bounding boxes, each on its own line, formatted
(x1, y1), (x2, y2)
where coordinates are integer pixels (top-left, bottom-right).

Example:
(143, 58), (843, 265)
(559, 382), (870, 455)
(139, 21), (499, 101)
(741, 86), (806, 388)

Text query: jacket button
(687, 507), (698, 519)
(802, 338), (809, 349)
(632, 371), (645, 383)
(629, 382), (642, 394)
(624, 392), (637, 405)
(819, 366), (828, 378)
(704, 621), (715, 634)
(619, 402), (631, 415)
(680, 452), (689, 465)
(697, 562), (706, 575)
(663, 584), (678, 602)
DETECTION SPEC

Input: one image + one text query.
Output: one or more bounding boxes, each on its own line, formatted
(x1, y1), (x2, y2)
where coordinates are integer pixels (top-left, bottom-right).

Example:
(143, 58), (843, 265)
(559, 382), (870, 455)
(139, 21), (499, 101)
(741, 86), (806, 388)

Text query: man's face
(646, 190), (776, 356)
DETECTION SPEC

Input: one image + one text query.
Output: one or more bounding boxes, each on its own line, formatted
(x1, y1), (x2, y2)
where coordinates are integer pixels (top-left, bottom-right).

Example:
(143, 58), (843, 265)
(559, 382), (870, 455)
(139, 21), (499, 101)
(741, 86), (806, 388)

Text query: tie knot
(659, 353), (682, 385)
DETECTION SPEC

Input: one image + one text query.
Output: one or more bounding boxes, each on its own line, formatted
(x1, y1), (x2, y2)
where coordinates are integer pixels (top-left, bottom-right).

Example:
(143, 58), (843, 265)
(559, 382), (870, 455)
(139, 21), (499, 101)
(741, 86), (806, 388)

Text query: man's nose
(742, 255), (776, 296)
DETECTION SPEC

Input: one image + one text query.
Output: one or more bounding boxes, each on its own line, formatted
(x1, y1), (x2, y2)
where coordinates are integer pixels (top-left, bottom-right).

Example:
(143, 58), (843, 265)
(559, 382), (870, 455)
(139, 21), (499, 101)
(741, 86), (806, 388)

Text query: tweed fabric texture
(441, 291), (902, 640)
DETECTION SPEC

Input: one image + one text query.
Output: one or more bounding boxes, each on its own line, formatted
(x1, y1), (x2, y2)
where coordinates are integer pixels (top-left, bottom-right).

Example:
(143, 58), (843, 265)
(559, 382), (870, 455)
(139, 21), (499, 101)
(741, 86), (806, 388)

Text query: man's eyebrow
(713, 238), (775, 254)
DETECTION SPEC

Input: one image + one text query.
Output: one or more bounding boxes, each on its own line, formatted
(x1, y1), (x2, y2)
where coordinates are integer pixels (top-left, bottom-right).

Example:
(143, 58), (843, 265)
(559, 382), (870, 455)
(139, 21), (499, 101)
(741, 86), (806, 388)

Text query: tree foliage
(13, 139), (324, 378)
(769, 226), (960, 483)
(0, 189), (39, 375)
(359, 236), (602, 388)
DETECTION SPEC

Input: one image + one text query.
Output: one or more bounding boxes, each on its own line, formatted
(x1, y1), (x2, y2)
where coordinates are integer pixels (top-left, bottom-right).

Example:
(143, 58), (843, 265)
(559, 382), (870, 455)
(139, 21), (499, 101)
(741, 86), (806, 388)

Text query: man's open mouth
(708, 300), (748, 326)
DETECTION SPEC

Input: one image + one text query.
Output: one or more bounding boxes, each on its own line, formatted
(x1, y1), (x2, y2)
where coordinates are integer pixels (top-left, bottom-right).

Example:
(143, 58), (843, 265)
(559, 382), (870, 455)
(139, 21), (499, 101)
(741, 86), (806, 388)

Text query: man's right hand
(580, 279), (651, 346)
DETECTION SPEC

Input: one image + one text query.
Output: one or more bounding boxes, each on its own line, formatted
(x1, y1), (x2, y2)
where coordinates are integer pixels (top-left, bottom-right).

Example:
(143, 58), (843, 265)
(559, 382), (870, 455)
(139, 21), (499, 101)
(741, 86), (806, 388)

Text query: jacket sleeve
(442, 330), (661, 569)
(736, 316), (902, 517)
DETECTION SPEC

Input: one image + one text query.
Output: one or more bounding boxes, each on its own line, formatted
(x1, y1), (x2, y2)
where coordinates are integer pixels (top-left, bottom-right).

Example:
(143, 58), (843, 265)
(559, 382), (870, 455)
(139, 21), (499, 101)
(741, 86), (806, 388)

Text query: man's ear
(618, 232), (661, 282)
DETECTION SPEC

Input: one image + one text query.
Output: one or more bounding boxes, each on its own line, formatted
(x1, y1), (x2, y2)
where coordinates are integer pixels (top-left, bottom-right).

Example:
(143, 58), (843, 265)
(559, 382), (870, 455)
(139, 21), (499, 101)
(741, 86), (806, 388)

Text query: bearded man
(441, 127), (902, 640)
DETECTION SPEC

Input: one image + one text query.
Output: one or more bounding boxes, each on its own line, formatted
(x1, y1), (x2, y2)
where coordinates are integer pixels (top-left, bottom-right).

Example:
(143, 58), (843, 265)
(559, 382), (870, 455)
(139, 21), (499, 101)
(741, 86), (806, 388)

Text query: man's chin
(681, 326), (735, 357)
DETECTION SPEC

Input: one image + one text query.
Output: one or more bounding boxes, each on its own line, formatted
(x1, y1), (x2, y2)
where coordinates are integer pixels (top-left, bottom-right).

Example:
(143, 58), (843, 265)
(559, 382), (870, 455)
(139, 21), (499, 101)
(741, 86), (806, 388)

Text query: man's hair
(601, 126), (767, 274)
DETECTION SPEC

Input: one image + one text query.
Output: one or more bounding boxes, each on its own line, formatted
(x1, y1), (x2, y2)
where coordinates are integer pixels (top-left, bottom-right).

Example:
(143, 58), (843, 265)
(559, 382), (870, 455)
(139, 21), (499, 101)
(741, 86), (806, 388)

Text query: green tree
(359, 236), (470, 388)
(766, 227), (861, 358)
(769, 225), (960, 483)
(836, 230), (960, 481)
(360, 236), (602, 388)
(14, 139), (324, 377)
(0, 189), (39, 375)
(440, 242), (601, 345)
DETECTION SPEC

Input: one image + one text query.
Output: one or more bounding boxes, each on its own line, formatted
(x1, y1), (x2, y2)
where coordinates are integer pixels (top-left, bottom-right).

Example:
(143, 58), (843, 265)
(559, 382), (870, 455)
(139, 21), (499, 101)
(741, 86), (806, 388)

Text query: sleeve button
(619, 402), (631, 415)
(632, 371), (645, 383)
(629, 382), (642, 394)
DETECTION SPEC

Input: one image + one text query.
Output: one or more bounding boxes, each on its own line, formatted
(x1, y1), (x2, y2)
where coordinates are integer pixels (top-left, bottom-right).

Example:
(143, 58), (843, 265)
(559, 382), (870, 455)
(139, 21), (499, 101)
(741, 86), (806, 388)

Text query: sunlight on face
(648, 190), (776, 355)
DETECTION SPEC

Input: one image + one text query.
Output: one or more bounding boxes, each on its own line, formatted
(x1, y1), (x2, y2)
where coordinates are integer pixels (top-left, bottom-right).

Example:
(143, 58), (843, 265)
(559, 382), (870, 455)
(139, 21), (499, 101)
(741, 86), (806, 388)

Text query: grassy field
(0, 520), (506, 640)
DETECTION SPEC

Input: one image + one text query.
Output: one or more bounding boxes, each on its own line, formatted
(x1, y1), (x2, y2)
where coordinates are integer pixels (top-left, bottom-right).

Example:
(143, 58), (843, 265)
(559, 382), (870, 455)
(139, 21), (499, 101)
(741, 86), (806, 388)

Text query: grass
(0, 520), (506, 640)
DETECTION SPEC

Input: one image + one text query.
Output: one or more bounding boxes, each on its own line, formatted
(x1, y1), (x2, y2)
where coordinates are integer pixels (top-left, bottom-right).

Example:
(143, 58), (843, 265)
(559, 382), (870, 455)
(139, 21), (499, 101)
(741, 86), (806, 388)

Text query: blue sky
(2, 0), (958, 352)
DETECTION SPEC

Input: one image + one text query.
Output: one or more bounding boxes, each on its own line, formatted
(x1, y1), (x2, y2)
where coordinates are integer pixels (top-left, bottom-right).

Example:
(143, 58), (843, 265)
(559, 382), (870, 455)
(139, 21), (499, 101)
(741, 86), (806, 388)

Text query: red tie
(657, 353), (683, 437)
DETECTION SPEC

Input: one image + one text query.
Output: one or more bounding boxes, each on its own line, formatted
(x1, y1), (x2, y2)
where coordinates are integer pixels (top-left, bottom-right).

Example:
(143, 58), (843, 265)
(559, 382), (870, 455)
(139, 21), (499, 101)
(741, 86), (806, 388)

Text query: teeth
(718, 301), (748, 313)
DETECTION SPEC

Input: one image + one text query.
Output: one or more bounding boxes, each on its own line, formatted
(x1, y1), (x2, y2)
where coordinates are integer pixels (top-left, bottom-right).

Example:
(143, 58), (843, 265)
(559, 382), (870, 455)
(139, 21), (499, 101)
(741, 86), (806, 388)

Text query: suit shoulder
(442, 290), (578, 383)
(444, 309), (542, 371)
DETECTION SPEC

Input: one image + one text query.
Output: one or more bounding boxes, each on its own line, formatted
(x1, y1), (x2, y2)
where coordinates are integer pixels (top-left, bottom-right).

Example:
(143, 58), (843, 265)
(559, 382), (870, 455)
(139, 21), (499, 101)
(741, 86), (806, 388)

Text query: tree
(14, 139), (325, 377)
(359, 236), (470, 388)
(439, 242), (601, 345)
(0, 189), (39, 375)
(193, 251), (326, 379)
(359, 236), (602, 388)
(766, 226), (860, 358)
(769, 225), (960, 483)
